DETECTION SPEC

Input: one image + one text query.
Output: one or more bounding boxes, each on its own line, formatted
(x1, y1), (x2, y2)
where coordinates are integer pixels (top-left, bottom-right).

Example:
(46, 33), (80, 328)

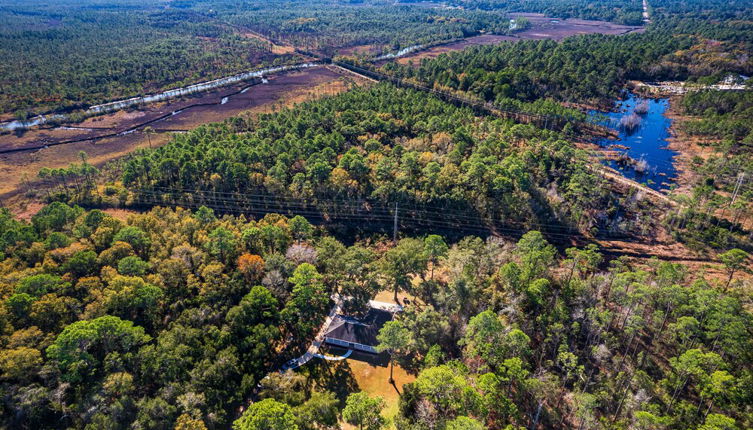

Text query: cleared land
(343, 358), (414, 428)
(0, 66), (371, 204)
(0, 67), (355, 153)
(391, 13), (642, 65)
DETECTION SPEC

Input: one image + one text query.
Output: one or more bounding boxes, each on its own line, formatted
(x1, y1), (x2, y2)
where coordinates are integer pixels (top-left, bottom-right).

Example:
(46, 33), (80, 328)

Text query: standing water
(595, 94), (678, 191)
(0, 63), (318, 132)
(374, 45), (423, 61)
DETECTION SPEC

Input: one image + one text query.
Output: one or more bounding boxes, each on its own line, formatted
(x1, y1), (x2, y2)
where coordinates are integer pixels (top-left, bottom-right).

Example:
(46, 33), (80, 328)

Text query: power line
(333, 60), (595, 130)
(125, 187), (726, 262)
(132, 187), (628, 241)
(141, 186), (591, 233)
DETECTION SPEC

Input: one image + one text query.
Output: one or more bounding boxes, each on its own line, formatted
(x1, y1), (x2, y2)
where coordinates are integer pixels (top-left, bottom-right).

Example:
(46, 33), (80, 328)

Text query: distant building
(722, 74), (749, 86)
(323, 300), (402, 354)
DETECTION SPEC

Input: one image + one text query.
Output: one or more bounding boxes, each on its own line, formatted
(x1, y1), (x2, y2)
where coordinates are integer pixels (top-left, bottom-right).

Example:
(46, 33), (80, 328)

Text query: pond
(594, 94), (678, 191)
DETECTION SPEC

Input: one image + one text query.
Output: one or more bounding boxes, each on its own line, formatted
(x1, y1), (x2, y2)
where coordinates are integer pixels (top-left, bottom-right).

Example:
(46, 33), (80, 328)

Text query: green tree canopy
(46, 316), (150, 383)
(233, 398), (298, 430)
(343, 392), (386, 430)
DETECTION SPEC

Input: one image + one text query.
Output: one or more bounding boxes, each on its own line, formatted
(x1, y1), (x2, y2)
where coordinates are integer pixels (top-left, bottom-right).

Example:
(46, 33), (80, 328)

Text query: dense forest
(661, 90), (753, 251)
(0, 204), (343, 428)
(2, 0), (753, 428)
(116, 83), (647, 236)
(0, 204), (750, 429)
(379, 30), (753, 109)
(282, 232), (752, 430)
(208, 0), (519, 55)
(0, 1), (303, 117)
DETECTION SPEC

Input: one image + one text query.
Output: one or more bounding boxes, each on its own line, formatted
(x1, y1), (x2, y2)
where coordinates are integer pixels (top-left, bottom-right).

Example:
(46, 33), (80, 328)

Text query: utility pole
(393, 202), (398, 244)
(730, 173), (745, 205)
(718, 173), (746, 227)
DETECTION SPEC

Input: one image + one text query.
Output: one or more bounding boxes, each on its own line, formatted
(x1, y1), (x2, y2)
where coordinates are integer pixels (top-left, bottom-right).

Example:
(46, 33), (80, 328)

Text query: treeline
(650, 0), (753, 24)
(681, 90), (753, 147)
(432, 0), (644, 25)
(232, 231), (753, 429)
(0, 203), (374, 428)
(380, 32), (701, 107)
(119, 84), (638, 235)
(649, 0), (753, 47)
(206, 0), (521, 55)
(0, 1), (296, 116)
(663, 90), (753, 250)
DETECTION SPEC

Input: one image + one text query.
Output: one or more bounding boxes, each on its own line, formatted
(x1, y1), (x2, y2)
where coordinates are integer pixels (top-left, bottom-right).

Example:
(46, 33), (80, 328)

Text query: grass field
(343, 358), (415, 428)
(305, 349), (415, 429)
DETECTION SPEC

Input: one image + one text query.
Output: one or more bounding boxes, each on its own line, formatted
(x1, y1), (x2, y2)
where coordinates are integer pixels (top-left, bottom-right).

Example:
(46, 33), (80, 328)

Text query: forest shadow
(300, 357), (360, 406)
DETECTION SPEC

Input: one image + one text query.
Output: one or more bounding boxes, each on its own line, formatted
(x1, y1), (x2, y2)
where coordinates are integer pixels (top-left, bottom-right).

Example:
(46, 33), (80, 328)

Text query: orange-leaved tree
(237, 254), (265, 282)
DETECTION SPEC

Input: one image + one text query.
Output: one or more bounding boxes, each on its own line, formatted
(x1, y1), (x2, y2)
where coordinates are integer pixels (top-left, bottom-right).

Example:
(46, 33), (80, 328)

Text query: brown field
(391, 34), (519, 65)
(0, 66), (371, 207)
(240, 31), (297, 55)
(0, 67), (360, 154)
(509, 13), (643, 39)
(342, 358), (414, 428)
(373, 289), (420, 307)
(663, 97), (718, 196)
(392, 13), (642, 65)
(301, 343), (415, 429)
(336, 44), (385, 57)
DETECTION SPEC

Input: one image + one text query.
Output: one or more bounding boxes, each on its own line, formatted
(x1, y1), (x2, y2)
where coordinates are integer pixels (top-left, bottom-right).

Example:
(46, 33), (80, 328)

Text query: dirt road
(0, 67), (372, 203)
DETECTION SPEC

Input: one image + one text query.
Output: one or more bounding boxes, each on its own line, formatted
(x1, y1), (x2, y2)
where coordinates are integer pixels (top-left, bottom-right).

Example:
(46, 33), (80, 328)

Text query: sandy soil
(102, 208), (141, 222)
(663, 97), (753, 235)
(391, 34), (519, 65)
(0, 66), (372, 207)
(373, 289), (419, 307)
(240, 31), (296, 55)
(663, 97), (717, 196)
(392, 14), (642, 65)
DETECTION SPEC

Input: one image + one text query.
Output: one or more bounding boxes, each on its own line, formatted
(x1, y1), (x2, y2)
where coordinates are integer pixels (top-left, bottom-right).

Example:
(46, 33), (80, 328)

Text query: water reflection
(1, 63), (318, 132)
(594, 94), (678, 191)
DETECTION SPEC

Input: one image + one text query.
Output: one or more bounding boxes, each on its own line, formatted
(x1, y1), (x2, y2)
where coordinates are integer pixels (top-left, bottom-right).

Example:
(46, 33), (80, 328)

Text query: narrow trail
(329, 64), (379, 83)
(0, 63), (318, 133)
(594, 166), (676, 206)
(0, 64), (324, 155)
